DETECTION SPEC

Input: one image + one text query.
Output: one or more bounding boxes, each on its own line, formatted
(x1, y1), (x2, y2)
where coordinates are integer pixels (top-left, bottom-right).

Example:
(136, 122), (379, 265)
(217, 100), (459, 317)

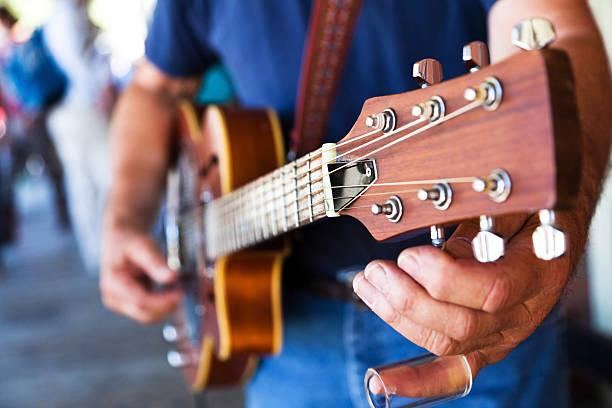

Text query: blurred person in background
(44, 0), (114, 275)
(0, 5), (70, 272)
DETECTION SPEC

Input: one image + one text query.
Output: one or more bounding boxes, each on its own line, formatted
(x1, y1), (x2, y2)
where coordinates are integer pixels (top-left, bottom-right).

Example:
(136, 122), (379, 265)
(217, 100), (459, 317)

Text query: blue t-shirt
(145, 0), (498, 277)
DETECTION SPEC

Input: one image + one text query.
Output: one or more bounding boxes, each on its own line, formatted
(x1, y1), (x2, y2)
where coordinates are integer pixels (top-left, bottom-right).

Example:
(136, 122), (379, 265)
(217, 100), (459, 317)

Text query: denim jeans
(247, 290), (568, 408)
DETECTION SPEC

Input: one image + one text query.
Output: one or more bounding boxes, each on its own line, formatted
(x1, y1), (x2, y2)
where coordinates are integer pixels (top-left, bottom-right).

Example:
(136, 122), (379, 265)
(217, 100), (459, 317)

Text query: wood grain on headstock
(340, 49), (580, 241)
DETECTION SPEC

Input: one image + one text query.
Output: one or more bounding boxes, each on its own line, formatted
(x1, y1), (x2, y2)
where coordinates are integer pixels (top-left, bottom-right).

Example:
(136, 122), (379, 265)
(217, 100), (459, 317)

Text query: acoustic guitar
(161, 44), (580, 391)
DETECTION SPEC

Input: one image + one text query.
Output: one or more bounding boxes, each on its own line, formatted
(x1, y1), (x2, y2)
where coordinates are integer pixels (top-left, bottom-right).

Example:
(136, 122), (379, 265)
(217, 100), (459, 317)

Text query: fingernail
(354, 274), (378, 308)
(365, 263), (388, 292)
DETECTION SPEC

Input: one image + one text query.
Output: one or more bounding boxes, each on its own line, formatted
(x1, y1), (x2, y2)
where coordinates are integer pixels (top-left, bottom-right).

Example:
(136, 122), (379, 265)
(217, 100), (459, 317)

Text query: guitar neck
(204, 151), (329, 258)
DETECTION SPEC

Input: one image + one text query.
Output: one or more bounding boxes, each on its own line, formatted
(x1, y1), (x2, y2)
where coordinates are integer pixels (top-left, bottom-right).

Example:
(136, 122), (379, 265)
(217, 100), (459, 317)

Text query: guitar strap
(290, 0), (364, 157)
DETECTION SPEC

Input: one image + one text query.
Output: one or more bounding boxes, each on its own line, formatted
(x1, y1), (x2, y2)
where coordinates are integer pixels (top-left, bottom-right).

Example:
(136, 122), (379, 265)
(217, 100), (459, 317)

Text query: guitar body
(168, 103), (286, 390)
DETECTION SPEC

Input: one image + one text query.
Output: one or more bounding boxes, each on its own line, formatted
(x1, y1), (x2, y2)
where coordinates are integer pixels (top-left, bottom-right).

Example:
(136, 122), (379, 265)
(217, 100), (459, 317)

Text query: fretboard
(203, 152), (328, 259)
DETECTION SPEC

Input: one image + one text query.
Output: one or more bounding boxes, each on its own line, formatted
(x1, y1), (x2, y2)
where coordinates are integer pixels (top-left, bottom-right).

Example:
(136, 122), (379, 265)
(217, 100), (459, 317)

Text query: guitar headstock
(324, 36), (580, 262)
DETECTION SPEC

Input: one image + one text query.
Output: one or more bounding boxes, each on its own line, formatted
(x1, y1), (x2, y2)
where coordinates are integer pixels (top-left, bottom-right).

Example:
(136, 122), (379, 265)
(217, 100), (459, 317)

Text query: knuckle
(482, 275), (511, 313)
(132, 293), (148, 310)
(426, 331), (455, 356)
(377, 299), (402, 327)
(393, 287), (416, 315)
(453, 310), (479, 342)
(137, 314), (157, 325)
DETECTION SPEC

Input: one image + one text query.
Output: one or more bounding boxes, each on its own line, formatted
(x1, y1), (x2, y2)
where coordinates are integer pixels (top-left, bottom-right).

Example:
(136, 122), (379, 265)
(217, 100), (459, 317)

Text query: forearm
(105, 81), (175, 231)
(105, 62), (202, 233)
(489, 0), (612, 267)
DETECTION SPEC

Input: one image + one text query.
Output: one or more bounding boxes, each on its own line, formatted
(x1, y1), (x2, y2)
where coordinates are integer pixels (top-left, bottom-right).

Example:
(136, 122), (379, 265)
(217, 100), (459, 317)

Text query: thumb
(126, 234), (178, 284)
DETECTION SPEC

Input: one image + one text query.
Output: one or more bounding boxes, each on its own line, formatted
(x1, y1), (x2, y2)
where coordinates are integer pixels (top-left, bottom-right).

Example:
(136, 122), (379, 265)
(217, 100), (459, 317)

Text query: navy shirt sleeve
(145, 0), (217, 78)
(479, 0), (498, 14)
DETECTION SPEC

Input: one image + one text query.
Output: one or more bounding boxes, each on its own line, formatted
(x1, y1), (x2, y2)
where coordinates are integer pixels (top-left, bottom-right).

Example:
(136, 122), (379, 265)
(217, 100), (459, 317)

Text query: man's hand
(353, 0), (612, 382)
(99, 61), (201, 324)
(353, 213), (571, 378)
(100, 222), (181, 324)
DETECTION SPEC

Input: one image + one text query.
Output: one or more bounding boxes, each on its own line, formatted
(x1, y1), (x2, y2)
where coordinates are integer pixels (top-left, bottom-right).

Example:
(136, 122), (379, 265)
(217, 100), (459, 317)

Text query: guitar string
(211, 98), (483, 224)
(209, 116), (424, 211)
(191, 103), (484, 253)
(207, 91), (486, 230)
(176, 176), (478, 233)
(194, 176), (479, 254)
(195, 99), (485, 251)
(178, 176), (478, 224)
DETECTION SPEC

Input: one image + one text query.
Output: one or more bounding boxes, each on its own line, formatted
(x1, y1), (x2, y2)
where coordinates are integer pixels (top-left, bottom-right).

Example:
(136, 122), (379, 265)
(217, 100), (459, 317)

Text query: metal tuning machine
(413, 58), (443, 88)
(511, 20), (562, 261)
(512, 18), (556, 51)
(472, 169), (512, 203)
(532, 209), (566, 260)
(365, 108), (397, 133)
(412, 59), (446, 123)
(417, 182), (453, 211)
(430, 226), (446, 248)
(413, 59), (447, 245)
(472, 215), (505, 263)
(163, 324), (179, 343)
(463, 41), (490, 72)
(371, 195), (403, 223)
(166, 350), (192, 369)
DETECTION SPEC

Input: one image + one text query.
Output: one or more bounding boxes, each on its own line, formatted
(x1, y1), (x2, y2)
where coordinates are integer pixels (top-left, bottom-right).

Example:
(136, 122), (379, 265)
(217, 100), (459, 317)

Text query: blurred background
(0, 0), (610, 407)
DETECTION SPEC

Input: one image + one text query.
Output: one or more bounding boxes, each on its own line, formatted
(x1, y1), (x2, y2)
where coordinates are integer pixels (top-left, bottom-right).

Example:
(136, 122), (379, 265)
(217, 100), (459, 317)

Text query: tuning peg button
(512, 18), (556, 51)
(167, 350), (191, 368)
(472, 215), (505, 263)
(463, 41), (490, 72)
(163, 324), (179, 343)
(532, 210), (566, 260)
(413, 58), (443, 88)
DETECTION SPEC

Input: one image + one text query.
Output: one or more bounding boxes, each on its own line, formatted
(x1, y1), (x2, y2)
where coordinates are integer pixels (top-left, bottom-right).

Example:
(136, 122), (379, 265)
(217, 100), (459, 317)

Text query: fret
(231, 199), (237, 252)
(306, 153), (314, 223)
(205, 151), (332, 259)
(223, 200), (230, 253)
(268, 174), (277, 236)
(254, 179), (261, 242)
(247, 183), (255, 245)
(239, 188), (247, 248)
(260, 178), (269, 240)
(234, 196), (241, 251)
(281, 167), (288, 232)
(220, 203), (227, 254)
(293, 161), (300, 228)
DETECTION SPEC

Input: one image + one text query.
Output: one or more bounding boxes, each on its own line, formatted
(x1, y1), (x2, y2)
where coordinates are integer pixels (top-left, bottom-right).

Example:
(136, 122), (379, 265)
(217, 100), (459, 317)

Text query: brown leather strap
(291, 0), (364, 156)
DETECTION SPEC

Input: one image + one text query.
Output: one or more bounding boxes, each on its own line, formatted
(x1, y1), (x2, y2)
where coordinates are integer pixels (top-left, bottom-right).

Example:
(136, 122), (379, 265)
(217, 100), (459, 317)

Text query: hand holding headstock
(326, 19), (579, 264)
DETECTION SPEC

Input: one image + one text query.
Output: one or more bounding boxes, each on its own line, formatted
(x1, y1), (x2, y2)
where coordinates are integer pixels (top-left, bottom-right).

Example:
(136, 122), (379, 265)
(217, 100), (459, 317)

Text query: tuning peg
(463, 41), (490, 72)
(512, 18), (556, 51)
(532, 210), (566, 260)
(163, 324), (179, 342)
(430, 225), (445, 248)
(472, 169), (512, 203)
(371, 195), (403, 223)
(417, 182), (452, 210)
(167, 350), (191, 368)
(413, 58), (443, 88)
(472, 215), (505, 263)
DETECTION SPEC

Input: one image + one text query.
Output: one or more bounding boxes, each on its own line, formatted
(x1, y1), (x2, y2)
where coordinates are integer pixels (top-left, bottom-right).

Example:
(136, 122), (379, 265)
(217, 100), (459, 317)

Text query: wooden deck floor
(0, 178), (242, 408)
